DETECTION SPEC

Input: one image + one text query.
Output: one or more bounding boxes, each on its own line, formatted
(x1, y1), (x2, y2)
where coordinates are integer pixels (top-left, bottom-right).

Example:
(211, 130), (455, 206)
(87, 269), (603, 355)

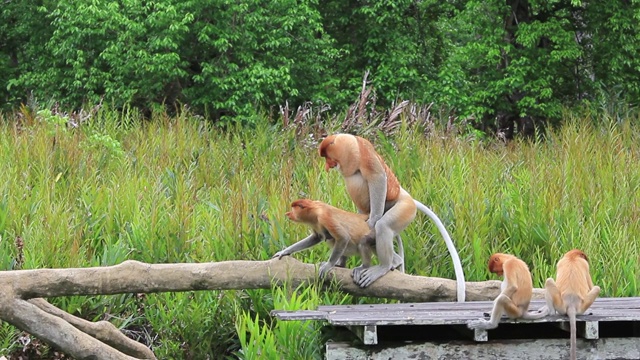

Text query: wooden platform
(272, 297), (640, 359)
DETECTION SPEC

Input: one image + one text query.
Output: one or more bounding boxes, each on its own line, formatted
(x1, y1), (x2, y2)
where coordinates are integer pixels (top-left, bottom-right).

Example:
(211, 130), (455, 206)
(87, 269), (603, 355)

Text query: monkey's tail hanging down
(567, 305), (577, 360)
(414, 200), (466, 302)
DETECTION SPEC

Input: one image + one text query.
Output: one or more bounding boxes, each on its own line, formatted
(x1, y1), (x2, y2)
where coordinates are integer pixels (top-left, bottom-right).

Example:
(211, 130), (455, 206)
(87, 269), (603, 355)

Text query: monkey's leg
(273, 234), (322, 259)
(393, 234), (404, 272)
(319, 233), (350, 278)
(356, 198), (414, 288)
(578, 285), (601, 314)
(352, 241), (374, 283)
(544, 278), (563, 315)
(335, 256), (347, 268)
(467, 294), (514, 330)
(355, 224), (395, 288)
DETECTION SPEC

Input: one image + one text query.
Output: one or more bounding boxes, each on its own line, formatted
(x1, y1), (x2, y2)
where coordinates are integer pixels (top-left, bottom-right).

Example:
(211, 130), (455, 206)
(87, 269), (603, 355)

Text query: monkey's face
(287, 199), (315, 223)
(319, 135), (339, 171)
(488, 254), (504, 276)
(286, 206), (305, 223)
(324, 157), (339, 171)
(285, 210), (296, 221)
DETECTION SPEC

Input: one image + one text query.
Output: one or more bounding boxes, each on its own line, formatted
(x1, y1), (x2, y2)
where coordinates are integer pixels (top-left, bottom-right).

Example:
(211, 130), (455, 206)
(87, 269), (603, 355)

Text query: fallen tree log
(0, 257), (544, 359)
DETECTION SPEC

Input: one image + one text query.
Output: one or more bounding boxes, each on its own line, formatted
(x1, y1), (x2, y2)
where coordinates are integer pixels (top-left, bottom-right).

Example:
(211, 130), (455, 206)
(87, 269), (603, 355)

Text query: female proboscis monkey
(273, 199), (403, 278)
(543, 249), (600, 360)
(319, 134), (466, 301)
(467, 253), (547, 330)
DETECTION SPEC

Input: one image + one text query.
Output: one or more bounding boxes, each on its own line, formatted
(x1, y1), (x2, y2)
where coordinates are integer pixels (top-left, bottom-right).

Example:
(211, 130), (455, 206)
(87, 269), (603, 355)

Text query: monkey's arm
(273, 233), (322, 259)
(366, 171), (387, 229)
(544, 278), (562, 315)
(501, 261), (519, 298)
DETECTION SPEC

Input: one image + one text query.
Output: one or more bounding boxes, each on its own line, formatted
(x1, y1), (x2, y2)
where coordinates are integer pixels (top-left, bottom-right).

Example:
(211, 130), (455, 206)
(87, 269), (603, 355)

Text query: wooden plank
(473, 328), (488, 342)
(273, 297), (640, 329)
(317, 297), (640, 312)
(347, 325), (378, 345)
(272, 309), (640, 326)
(269, 310), (327, 321)
(323, 310), (640, 326)
(326, 337), (640, 360)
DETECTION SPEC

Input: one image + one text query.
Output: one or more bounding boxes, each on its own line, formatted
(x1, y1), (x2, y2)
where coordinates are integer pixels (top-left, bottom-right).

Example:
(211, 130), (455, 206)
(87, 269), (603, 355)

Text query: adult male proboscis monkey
(543, 249), (600, 360)
(272, 199), (403, 278)
(467, 253), (547, 330)
(319, 134), (465, 301)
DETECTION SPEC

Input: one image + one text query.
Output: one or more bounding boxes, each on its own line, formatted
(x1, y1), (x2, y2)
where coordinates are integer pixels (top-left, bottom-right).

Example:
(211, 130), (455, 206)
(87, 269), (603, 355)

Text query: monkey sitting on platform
(468, 253), (547, 330)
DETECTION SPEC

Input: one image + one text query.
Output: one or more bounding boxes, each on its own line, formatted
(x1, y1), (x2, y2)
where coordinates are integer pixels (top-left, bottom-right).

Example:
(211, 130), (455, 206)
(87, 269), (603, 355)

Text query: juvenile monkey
(467, 253), (546, 330)
(319, 134), (465, 300)
(544, 249), (600, 360)
(272, 199), (403, 278)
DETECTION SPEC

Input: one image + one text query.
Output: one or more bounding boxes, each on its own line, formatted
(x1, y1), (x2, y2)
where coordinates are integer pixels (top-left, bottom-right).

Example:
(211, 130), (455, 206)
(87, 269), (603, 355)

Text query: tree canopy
(2, 0), (639, 131)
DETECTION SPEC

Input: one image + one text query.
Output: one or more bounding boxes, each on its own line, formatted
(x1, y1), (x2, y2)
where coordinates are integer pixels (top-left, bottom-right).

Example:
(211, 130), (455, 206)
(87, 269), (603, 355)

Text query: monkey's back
(504, 257), (534, 309)
(316, 203), (370, 257)
(556, 256), (592, 299)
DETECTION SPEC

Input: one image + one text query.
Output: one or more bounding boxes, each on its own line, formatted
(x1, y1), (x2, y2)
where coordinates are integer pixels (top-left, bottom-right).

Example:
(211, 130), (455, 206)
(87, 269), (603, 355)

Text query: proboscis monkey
(272, 199), (403, 278)
(319, 134), (465, 300)
(467, 253), (546, 330)
(544, 249), (600, 360)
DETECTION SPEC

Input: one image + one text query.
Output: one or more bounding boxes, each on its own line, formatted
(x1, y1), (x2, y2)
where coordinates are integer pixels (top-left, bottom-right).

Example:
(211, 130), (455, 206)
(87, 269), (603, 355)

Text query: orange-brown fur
(468, 253), (545, 330)
(318, 134), (414, 287)
(319, 134), (400, 212)
(273, 199), (395, 278)
(488, 253), (533, 317)
(285, 199), (370, 258)
(544, 249), (600, 360)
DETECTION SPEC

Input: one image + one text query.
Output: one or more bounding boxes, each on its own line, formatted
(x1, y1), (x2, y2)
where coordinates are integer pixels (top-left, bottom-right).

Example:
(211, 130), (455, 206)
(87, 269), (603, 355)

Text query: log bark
(0, 257), (544, 359)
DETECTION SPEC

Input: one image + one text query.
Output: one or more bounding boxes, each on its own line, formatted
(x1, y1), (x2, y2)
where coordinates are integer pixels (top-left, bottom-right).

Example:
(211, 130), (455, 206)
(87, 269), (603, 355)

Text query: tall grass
(0, 106), (638, 358)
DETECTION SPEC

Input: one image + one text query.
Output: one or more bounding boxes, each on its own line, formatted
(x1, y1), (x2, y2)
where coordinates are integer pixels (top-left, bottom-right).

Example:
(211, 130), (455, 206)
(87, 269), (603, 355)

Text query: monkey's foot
(391, 253), (403, 272)
(354, 265), (390, 288)
(467, 319), (498, 330)
(351, 265), (366, 284)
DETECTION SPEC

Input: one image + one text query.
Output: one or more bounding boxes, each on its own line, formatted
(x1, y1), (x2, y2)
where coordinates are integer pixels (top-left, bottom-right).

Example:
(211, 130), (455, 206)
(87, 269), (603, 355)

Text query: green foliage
(3, 0), (638, 129)
(0, 321), (19, 353)
(2, 0), (341, 124)
(236, 285), (324, 360)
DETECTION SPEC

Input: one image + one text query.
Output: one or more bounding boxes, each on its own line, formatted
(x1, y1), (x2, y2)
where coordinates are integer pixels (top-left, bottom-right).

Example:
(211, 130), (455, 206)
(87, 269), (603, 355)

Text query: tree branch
(0, 257), (544, 359)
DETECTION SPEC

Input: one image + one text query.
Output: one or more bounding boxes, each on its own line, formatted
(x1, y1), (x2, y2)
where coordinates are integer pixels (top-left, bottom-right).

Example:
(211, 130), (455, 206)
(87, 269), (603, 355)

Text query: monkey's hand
(467, 319), (498, 330)
(366, 215), (381, 230)
(319, 262), (333, 278)
(272, 250), (290, 260)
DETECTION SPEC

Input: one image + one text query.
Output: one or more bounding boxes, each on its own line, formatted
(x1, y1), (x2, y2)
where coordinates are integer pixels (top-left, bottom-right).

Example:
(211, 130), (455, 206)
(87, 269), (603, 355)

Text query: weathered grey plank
(272, 297), (640, 328)
(347, 325), (378, 345)
(326, 338), (640, 360)
(269, 310), (327, 321)
(323, 310), (640, 326)
(317, 297), (640, 312)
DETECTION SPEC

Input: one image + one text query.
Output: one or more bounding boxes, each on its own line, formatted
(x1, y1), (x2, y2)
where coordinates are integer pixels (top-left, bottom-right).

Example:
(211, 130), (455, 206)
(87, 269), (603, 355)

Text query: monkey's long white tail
(415, 200), (466, 302)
